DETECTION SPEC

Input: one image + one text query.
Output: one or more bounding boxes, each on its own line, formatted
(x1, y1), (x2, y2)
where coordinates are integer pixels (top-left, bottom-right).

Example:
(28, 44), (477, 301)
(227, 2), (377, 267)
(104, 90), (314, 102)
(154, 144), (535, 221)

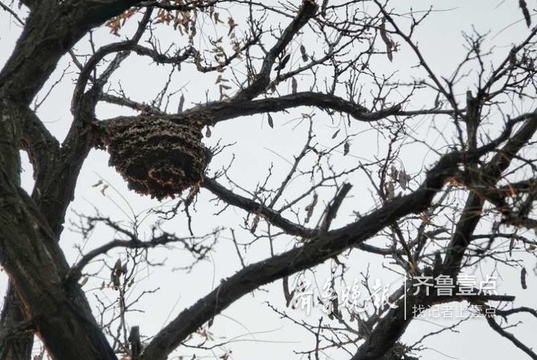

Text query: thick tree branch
(320, 183), (353, 232)
(485, 312), (537, 359)
(443, 114), (537, 274)
(99, 91), (402, 134)
(140, 122), (522, 358)
(496, 306), (537, 319)
(0, 282), (33, 360)
(443, 193), (484, 275)
(71, 7), (152, 114)
(0, 0), (141, 104)
(0, 185), (117, 359)
(0, 318), (32, 347)
(21, 108), (61, 185)
(200, 92), (399, 123)
(203, 177), (317, 238)
(1, 2), (536, 359)
(67, 228), (216, 283)
(0, 2), (145, 359)
(234, 0), (318, 100)
(203, 178), (401, 256)
(350, 287), (517, 360)
(140, 147), (474, 360)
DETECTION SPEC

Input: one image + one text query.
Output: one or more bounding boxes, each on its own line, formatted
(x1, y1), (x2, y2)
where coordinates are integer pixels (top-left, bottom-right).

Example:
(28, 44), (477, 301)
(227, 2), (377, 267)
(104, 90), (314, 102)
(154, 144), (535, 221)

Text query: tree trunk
(0, 285), (32, 360)
(0, 1), (142, 358)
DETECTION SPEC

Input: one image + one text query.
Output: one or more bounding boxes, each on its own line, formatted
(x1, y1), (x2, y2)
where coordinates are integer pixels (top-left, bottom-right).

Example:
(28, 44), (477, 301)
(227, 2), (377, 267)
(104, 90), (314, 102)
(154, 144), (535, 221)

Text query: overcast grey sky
(0, 0), (536, 359)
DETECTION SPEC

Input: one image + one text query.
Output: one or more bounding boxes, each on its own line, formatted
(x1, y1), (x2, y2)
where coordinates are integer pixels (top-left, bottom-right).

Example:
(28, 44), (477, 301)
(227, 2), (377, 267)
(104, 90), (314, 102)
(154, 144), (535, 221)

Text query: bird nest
(96, 117), (210, 200)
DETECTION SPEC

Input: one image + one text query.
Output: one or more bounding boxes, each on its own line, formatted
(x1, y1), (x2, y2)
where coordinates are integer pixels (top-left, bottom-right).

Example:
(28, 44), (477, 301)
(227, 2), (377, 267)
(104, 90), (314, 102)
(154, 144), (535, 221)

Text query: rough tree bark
(0, 1), (143, 358)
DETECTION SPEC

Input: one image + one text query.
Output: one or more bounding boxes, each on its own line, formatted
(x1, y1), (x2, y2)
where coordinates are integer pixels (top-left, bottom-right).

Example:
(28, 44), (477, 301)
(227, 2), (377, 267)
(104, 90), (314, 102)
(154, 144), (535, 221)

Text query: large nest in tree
(97, 117), (210, 200)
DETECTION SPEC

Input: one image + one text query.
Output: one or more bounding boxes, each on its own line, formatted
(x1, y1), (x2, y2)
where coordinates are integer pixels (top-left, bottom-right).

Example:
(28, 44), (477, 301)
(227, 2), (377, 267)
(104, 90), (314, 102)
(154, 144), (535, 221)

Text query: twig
(0, 1), (24, 26)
